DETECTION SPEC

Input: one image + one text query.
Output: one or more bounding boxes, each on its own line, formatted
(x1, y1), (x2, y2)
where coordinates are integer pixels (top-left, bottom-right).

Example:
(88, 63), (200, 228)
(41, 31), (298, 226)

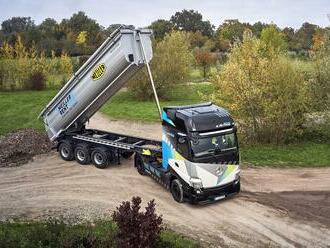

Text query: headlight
(190, 177), (203, 189)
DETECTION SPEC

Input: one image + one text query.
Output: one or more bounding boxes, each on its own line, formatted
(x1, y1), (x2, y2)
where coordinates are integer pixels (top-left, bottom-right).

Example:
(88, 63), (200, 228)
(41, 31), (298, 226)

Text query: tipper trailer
(39, 28), (240, 203)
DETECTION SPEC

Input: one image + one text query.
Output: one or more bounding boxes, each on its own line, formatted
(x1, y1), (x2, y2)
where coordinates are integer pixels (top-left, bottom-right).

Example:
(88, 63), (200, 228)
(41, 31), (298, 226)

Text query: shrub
(310, 31), (330, 112)
(128, 31), (193, 100)
(211, 30), (308, 144)
(112, 196), (163, 248)
(27, 71), (46, 90)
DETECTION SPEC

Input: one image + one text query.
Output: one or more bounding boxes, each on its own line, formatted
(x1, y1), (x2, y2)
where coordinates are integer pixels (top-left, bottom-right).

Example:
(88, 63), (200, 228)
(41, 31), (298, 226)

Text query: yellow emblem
(91, 63), (106, 80)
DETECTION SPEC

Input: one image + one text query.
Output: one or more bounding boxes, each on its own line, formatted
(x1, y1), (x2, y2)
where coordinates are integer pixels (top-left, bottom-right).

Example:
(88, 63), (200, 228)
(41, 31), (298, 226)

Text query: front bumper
(186, 178), (240, 204)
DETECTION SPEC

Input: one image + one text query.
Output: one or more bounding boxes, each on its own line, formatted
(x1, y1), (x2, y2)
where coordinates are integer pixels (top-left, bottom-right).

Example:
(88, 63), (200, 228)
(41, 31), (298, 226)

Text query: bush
(0, 220), (102, 248)
(27, 71), (46, 90)
(310, 31), (330, 112)
(128, 31), (193, 100)
(211, 30), (308, 144)
(112, 196), (163, 248)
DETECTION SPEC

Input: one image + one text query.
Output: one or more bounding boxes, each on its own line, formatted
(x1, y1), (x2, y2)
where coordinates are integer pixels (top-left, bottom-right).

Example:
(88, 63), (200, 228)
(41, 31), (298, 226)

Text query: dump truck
(39, 28), (240, 203)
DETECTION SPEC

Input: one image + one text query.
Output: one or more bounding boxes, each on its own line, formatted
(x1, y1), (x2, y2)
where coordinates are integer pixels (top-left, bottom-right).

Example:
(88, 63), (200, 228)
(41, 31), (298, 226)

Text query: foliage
(310, 31), (330, 111)
(0, 219), (198, 248)
(149, 19), (173, 40)
(211, 31), (308, 143)
(59, 51), (73, 83)
(187, 31), (209, 49)
(128, 31), (193, 100)
(0, 35), (73, 91)
(0, 219), (116, 248)
(27, 70), (46, 90)
(170, 9), (214, 37)
(1, 17), (35, 34)
(112, 196), (163, 248)
(260, 25), (287, 53)
(194, 49), (216, 78)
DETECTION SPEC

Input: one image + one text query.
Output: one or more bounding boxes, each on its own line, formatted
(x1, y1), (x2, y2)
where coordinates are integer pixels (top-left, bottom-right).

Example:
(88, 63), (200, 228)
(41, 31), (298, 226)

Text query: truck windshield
(191, 133), (237, 157)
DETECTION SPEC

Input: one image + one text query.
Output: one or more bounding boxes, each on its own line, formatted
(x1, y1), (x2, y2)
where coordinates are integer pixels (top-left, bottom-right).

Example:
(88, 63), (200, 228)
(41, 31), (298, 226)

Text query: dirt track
(0, 113), (330, 247)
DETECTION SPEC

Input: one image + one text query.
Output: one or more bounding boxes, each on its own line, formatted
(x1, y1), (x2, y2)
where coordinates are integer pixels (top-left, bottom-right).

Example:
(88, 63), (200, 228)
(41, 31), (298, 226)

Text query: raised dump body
(39, 28), (152, 141)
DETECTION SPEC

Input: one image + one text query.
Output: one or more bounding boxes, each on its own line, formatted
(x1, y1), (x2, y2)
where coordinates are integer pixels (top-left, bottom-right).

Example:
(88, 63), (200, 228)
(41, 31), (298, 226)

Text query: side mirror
(177, 133), (187, 144)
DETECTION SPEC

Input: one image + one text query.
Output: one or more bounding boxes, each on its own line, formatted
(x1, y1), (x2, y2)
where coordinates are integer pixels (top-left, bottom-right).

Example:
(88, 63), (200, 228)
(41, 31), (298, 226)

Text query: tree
(194, 49), (216, 78)
(76, 31), (88, 54)
(39, 18), (59, 38)
(211, 31), (307, 143)
(128, 31), (193, 99)
(294, 22), (319, 51)
(187, 31), (208, 48)
(311, 30), (330, 111)
(282, 27), (296, 51)
(251, 22), (270, 37)
(217, 19), (251, 43)
(260, 25), (287, 54)
(149, 19), (173, 40)
(170, 9), (214, 37)
(1, 17), (35, 34)
(60, 11), (102, 49)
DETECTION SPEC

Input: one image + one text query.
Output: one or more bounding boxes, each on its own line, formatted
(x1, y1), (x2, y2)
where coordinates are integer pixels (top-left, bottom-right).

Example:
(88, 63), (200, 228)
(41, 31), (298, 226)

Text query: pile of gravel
(0, 128), (53, 167)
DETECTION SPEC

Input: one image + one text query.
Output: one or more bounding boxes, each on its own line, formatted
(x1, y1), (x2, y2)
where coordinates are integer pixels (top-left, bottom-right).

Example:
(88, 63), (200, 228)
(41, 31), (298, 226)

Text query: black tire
(135, 154), (146, 175)
(91, 148), (110, 169)
(58, 141), (74, 161)
(171, 179), (184, 203)
(122, 151), (134, 159)
(74, 144), (91, 165)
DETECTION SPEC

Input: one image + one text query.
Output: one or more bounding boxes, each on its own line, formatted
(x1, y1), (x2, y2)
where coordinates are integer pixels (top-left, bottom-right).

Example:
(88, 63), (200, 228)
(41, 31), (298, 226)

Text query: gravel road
(0, 113), (329, 247)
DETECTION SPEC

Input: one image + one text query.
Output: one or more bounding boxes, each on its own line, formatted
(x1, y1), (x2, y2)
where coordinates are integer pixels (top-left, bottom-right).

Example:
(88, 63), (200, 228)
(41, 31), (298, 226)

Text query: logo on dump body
(91, 63), (106, 80)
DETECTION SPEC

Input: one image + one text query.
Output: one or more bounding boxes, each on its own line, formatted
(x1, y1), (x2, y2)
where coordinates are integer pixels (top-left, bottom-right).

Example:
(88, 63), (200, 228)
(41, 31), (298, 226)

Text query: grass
(0, 90), (57, 136)
(241, 142), (330, 167)
(100, 83), (214, 122)
(0, 220), (200, 248)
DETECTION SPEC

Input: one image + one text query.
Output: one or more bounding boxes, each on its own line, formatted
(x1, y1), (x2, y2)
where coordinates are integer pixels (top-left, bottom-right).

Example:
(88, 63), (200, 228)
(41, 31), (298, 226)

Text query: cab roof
(163, 102), (234, 133)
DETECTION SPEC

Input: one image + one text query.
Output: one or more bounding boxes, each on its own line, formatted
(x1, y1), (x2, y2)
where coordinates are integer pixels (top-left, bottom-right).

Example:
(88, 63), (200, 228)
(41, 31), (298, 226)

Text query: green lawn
(101, 83), (213, 122)
(0, 90), (57, 135)
(241, 142), (330, 167)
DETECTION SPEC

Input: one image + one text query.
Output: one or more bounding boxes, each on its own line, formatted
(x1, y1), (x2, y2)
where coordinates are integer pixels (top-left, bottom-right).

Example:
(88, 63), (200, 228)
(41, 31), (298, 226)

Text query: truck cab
(137, 102), (240, 203)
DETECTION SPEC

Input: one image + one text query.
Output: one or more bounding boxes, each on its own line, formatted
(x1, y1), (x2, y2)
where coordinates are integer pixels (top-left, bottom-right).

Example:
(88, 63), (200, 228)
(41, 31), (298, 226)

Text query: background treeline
(0, 10), (328, 57)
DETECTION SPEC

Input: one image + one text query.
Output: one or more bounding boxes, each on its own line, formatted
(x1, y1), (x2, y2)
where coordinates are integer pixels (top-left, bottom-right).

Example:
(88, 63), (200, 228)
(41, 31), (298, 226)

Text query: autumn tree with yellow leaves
(211, 28), (308, 143)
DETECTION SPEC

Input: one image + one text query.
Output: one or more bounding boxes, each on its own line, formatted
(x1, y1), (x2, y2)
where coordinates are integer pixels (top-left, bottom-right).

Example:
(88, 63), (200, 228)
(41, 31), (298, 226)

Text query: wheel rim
(77, 150), (85, 161)
(61, 146), (69, 158)
(94, 153), (104, 165)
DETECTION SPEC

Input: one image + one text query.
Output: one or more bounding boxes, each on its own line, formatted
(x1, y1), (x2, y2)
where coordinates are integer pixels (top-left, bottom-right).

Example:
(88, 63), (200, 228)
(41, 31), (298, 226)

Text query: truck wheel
(59, 141), (74, 161)
(135, 154), (146, 175)
(122, 151), (134, 159)
(171, 179), (184, 203)
(74, 144), (91, 165)
(91, 148), (110, 169)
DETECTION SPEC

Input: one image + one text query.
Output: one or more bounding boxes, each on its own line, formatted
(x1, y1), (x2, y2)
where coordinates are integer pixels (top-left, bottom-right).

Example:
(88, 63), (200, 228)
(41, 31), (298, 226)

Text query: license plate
(214, 195), (226, 201)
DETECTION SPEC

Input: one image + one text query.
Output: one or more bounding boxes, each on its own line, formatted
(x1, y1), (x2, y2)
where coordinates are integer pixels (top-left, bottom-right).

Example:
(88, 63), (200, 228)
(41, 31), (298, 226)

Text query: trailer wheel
(135, 154), (146, 175)
(122, 151), (134, 159)
(58, 141), (74, 161)
(171, 179), (184, 203)
(91, 148), (110, 169)
(74, 144), (91, 165)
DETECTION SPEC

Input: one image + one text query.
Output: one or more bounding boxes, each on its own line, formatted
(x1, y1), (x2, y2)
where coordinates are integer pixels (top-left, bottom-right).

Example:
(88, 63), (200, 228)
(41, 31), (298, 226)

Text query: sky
(0, 0), (329, 29)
